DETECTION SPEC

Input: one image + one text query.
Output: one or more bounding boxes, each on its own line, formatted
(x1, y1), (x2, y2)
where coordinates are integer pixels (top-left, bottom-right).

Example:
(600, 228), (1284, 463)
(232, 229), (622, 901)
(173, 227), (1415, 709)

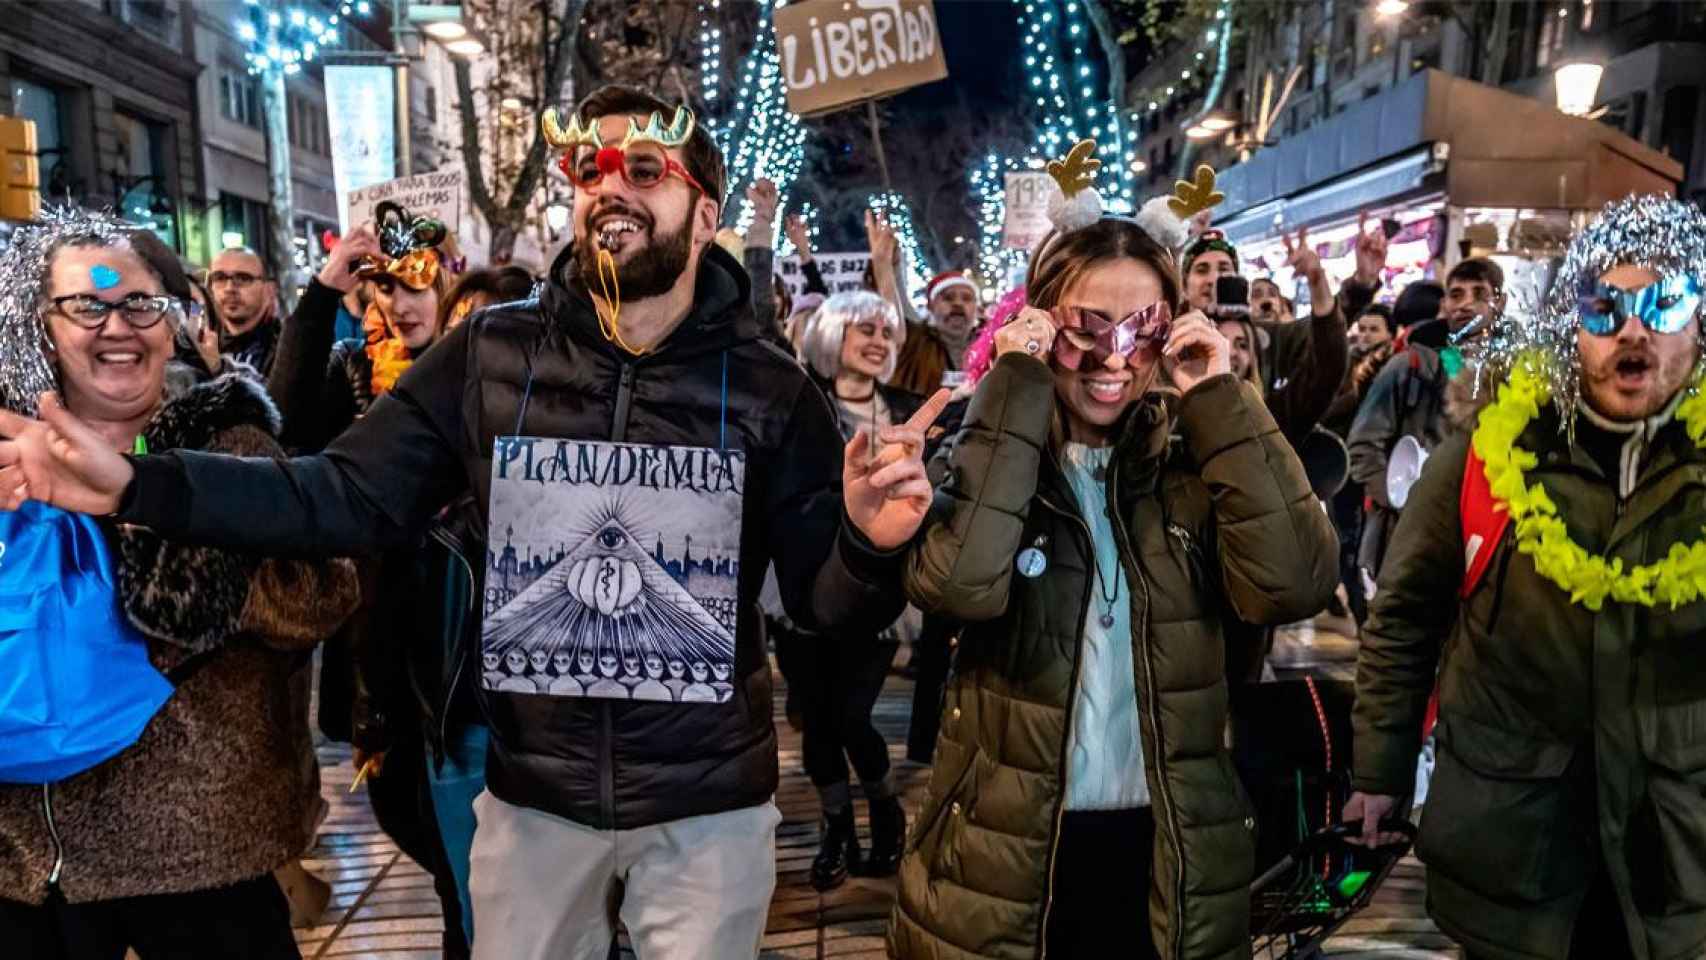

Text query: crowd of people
(1, 81), (1704, 960)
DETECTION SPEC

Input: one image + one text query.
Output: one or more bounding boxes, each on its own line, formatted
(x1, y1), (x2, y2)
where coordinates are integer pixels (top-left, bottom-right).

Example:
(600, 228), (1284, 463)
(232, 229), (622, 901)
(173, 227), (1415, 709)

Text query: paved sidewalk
(295, 627), (1459, 959)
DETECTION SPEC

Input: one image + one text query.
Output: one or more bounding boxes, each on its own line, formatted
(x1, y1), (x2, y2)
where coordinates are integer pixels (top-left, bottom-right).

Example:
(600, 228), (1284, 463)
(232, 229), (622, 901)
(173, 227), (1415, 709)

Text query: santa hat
(926, 270), (978, 303)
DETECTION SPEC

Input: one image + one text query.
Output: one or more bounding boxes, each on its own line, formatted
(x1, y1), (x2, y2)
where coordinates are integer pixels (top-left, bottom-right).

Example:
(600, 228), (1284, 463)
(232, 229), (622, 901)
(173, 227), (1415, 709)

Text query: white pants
(468, 790), (781, 960)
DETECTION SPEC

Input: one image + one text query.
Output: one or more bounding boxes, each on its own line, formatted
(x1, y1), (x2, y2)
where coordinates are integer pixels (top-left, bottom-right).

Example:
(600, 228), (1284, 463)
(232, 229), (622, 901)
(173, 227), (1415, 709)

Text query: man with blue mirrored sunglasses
(1576, 273), (1702, 337)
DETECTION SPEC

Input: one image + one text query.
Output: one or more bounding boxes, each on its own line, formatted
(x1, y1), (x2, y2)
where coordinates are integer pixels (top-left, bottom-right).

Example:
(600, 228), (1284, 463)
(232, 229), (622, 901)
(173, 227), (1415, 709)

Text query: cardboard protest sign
(483, 438), (744, 705)
(345, 168), (464, 234)
(776, 0), (949, 117)
(776, 252), (873, 302)
(1003, 172), (1055, 251)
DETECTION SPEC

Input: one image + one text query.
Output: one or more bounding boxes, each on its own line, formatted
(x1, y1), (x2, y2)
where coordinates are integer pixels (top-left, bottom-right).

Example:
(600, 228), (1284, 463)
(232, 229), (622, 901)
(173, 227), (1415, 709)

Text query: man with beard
(1347, 195), (1706, 960)
(1347, 257), (1503, 584)
(0, 85), (945, 959)
(889, 269), (980, 395)
(207, 246), (281, 375)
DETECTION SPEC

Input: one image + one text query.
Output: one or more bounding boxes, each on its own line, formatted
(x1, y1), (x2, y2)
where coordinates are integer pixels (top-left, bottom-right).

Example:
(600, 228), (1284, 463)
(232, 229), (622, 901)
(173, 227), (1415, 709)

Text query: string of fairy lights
(708, 0), (809, 238)
(970, 153), (1028, 293)
(239, 0), (370, 76)
(1013, 0), (1134, 214)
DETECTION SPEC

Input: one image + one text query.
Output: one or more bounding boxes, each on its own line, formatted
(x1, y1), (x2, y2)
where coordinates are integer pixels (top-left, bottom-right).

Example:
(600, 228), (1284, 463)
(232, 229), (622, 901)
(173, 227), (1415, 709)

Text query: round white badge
(1015, 548), (1048, 578)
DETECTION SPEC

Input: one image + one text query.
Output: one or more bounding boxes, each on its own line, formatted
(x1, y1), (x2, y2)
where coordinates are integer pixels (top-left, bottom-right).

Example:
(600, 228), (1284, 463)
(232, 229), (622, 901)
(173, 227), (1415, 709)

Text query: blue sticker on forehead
(90, 265), (122, 290)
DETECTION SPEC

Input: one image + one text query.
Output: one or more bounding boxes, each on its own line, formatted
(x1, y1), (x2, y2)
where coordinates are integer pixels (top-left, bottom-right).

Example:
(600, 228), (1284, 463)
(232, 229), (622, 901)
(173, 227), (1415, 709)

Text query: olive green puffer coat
(1353, 398), (1706, 960)
(888, 355), (1339, 959)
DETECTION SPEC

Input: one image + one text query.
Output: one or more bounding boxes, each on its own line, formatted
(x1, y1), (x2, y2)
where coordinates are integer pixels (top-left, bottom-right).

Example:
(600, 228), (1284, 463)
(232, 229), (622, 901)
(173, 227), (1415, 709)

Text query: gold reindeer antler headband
(1037, 139), (1225, 253)
(540, 105), (697, 153)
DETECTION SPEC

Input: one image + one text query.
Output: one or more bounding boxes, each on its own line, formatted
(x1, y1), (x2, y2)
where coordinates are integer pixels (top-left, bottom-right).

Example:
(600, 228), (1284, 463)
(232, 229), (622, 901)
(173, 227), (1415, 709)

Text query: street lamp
(1554, 61), (1605, 117)
(1375, 0), (1410, 17)
(421, 20), (467, 40)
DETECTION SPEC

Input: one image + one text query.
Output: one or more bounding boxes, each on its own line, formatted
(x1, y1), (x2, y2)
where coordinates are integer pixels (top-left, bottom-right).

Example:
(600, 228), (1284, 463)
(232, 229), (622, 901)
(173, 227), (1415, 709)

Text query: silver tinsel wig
(0, 207), (140, 416)
(1460, 194), (1706, 424)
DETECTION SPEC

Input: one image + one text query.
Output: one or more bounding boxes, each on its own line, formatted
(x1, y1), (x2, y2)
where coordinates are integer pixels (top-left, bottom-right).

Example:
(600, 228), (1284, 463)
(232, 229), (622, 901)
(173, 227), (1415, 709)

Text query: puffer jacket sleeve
(1351, 430), (1466, 795)
(904, 353), (1053, 621)
(1173, 373), (1338, 625)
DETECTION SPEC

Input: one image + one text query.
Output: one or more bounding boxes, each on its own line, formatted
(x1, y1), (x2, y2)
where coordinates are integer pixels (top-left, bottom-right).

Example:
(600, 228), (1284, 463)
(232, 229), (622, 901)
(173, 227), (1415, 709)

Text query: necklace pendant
(1099, 612), (1115, 629)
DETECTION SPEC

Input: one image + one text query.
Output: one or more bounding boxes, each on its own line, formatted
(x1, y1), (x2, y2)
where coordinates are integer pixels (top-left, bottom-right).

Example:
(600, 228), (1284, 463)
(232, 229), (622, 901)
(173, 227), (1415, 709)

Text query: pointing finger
(905, 388), (953, 433)
(845, 429), (871, 470)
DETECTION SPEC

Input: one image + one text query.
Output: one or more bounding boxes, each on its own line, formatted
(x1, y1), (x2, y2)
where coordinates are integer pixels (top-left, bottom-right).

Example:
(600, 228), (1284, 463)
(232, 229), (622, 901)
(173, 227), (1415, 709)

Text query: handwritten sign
(345, 168), (464, 234)
(775, 0), (949, 117)
(776, 251), (872, 302)
(484, 438), (743, 704)
(1003, 172), (1055, 252)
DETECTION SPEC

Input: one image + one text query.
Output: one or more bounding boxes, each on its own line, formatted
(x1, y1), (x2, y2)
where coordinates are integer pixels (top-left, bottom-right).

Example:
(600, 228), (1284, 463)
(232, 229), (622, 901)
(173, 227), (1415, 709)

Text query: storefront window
(114, 111), (178, 251)
(219, 191), (271, 264)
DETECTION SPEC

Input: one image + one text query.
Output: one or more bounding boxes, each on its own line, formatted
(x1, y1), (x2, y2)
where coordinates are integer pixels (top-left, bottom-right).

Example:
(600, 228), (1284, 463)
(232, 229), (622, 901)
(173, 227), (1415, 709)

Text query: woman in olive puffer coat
(887, 217), (1338, 960)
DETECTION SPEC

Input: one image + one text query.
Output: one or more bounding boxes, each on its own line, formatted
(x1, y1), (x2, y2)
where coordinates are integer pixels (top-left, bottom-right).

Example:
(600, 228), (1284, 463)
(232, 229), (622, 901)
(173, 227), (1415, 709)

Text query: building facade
(0, 0), (201, 252)
(1127, 0), (1706, 300)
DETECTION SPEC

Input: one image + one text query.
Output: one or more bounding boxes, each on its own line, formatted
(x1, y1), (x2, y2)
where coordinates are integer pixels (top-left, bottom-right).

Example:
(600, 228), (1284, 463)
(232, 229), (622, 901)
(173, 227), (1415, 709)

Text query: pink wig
(961, 286), (1027, 388)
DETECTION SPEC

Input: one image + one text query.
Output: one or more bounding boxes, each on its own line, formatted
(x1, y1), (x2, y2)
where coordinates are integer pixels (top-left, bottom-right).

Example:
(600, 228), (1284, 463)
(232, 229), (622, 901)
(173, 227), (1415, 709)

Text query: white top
(1060, 442), (1149, 811)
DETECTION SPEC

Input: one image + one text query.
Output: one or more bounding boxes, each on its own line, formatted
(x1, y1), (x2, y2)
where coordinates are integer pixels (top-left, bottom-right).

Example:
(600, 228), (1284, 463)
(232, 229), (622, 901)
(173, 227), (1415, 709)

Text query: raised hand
(1282, 226), (1334, 318)
(865, 210), (898, 271)
(1163, 310), (1231, 394)
(0, 393), (136, 516)
(1353, 210), (1389, 286)
(746, 179), (779, 247)
(844, 388), (952, 550)
(784, 213), (813, 262)
(318, 221), (383, 293)
(993, 306), (1056, 362)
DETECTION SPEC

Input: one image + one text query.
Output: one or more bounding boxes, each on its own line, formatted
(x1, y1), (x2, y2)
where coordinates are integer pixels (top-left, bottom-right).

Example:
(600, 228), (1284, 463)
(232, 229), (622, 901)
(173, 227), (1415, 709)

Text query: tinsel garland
(1473, 352), (1706, 610)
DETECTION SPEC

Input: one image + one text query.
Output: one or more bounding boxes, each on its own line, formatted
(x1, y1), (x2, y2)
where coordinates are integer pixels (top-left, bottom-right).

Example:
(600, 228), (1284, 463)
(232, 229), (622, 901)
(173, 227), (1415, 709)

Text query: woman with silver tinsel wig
(0, 209), (357, 958)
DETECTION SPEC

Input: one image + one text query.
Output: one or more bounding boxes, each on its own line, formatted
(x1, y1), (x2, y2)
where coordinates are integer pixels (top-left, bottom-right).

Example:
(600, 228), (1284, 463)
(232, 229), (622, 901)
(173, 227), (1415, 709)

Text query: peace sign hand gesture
(844, 389), (953, 550)
(1282, 226), (1334, 319)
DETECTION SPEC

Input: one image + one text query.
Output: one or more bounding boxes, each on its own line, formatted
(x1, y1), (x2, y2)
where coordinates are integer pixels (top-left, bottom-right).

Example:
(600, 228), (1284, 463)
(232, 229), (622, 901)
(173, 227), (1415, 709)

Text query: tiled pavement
(295, 617), (1461, 959)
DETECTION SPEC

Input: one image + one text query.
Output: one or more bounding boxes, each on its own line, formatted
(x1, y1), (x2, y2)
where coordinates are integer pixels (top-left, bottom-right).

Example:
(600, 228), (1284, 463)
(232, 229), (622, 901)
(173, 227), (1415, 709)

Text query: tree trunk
(1080, 0), (1127, 194)
(456, 0), (587, 262)
(260, 63), (298, 312)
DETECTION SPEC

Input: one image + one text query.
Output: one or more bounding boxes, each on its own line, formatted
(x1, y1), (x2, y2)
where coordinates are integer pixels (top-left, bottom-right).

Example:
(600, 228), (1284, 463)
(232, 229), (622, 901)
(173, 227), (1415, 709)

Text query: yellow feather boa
(1473, 352), (1706, 610)
(363, 304), (414, 397)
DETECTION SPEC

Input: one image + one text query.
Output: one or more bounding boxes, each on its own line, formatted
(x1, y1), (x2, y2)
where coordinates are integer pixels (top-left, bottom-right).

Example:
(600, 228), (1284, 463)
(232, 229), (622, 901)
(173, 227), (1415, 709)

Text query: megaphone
(1387, 435), (1429, 509)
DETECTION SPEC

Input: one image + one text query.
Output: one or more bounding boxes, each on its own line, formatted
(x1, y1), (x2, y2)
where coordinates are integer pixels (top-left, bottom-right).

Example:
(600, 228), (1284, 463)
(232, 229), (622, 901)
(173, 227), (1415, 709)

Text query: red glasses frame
(560, 145), (706, 196)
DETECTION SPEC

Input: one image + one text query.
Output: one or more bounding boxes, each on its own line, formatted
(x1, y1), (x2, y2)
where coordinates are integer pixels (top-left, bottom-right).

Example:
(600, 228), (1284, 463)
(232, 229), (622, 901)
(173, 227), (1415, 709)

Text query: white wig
(801, 290), (905, 382)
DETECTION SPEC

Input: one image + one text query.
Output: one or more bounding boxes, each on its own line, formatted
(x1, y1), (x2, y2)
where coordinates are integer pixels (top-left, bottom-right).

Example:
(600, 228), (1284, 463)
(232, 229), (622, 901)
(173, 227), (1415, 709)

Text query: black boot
(811, 806), (860, 891)
(862, 795), (906, 877)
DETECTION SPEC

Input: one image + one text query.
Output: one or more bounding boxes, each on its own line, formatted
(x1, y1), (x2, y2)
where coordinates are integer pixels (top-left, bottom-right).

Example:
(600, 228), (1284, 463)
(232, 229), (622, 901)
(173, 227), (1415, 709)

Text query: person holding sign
(0, 85), (942, 960)
(887, 141), (1337, 959)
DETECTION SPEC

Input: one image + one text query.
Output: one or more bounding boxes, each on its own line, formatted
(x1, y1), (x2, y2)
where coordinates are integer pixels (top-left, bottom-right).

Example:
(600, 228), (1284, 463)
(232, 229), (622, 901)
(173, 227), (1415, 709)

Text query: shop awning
(1212, 69), (1683, 246)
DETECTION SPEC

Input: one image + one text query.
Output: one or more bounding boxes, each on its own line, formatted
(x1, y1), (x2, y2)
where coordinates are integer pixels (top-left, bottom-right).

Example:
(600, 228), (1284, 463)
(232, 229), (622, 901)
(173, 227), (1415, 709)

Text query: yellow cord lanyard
(595, 247), (649, 357)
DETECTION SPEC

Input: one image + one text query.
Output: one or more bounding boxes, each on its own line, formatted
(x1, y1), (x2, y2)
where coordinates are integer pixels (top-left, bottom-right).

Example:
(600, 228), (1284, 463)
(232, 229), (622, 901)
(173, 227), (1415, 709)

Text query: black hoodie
(119, 244), (905, 829)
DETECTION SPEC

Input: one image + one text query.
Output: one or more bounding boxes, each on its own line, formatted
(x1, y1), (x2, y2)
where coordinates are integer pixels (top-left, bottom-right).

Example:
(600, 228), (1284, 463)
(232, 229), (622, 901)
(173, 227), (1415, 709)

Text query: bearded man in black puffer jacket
(0, 85), (946, 960)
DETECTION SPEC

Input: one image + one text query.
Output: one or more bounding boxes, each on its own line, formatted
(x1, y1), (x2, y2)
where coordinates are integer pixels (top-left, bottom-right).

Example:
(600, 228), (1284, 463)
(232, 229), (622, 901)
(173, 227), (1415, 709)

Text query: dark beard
(573, 209), (695, 300)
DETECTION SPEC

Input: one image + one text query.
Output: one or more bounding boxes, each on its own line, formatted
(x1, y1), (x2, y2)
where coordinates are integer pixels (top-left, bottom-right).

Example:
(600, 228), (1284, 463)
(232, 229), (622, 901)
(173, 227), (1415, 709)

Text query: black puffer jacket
(119, 244), (905, 829)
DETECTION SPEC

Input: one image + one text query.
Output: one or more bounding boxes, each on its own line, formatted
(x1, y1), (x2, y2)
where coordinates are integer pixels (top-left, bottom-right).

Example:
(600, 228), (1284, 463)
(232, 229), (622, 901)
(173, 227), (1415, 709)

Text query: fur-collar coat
(0, 373), (359, 905)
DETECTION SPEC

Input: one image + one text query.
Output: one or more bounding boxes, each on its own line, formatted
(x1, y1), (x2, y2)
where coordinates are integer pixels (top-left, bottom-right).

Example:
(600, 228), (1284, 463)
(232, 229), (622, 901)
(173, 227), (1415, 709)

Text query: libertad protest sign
(345, 168), (464, 234)
(776, 252), (872, 303)
(1003, 171), (1055, 251)
(775, 0), (948, 117)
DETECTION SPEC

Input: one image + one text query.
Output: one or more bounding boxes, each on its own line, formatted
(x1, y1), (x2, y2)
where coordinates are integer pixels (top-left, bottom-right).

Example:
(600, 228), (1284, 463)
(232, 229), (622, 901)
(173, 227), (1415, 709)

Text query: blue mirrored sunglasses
(1576, 273), (1702, 337)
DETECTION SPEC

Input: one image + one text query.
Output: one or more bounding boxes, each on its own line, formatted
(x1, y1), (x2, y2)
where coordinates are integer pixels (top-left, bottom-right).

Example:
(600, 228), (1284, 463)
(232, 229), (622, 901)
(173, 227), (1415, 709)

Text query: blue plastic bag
(0, 501), (174, 784)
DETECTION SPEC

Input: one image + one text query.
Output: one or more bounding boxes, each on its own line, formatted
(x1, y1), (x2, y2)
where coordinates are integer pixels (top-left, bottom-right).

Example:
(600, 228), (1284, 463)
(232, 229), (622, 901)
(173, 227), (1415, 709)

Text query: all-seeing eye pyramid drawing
(482, 438), (744, 705)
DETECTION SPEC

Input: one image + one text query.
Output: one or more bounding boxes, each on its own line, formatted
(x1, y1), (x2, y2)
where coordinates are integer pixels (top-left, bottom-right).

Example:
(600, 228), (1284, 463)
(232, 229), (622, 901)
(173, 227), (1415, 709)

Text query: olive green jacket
(1353, 400), (1706, 960)
(888, 355), (1338, 960)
